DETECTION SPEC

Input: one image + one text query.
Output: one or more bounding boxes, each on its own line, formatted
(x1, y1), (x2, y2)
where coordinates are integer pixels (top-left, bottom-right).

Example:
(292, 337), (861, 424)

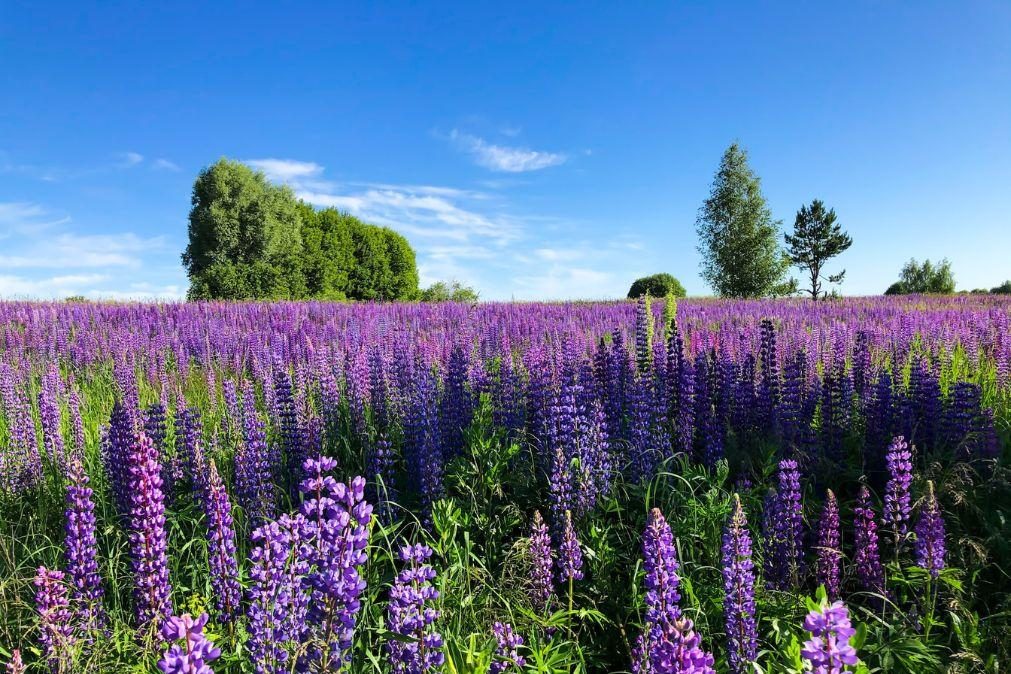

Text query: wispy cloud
(152, 158), (180, 171)
(246, 158), (325, 182)
(118, 151), (144, 168)
(448, 130), (567, 173)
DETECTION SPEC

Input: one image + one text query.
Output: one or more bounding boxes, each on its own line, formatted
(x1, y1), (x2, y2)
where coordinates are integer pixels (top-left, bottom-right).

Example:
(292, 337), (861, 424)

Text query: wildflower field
(1, 296), (1010, 673)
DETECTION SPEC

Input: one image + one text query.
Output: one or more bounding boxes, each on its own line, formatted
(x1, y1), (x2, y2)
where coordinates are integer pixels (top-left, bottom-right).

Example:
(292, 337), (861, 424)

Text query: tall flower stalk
(722, 495), (757, 673)
(386, 544), (444, 674)
(816, 490), (843, 600)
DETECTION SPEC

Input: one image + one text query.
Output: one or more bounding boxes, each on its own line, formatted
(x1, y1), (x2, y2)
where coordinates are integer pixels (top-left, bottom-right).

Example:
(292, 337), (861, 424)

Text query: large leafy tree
(696, 143), (793, 297)
(884, 258), (956, 295)
(183, 159), (306, 300)
(785, 200), (852, 300)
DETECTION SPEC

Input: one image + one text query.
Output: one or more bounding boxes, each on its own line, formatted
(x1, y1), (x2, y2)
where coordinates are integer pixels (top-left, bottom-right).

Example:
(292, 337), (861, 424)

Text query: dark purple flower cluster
(764, 459), (804, 590)
(126, 431), (173, 632)
(386, 544), (444, 674)
(722, 495), (757, 673)
(853, 486), (886, 599)
(404, 362), (444, 526)
(34, 566), (75, 670)
(104, 400), (136, 515)
(529, 511), (554, 612)
(800, 601), (859, 673)
(439, 343), (473, 459)
(557, 510), (584, 584)
(490, 622), (525, 674)
(816, 490), (843, 600)
(883, 436), (913, 540)
(203, 460), (241, 623)
(64, 456), (105, 632)
(157, 613), (221, 674)
(914, 481), (946, 579)
(235, 382), (276, 524)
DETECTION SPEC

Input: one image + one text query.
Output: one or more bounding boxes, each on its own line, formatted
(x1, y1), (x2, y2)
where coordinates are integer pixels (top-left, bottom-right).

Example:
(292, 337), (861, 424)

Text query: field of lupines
(1, 296), (1010, 673)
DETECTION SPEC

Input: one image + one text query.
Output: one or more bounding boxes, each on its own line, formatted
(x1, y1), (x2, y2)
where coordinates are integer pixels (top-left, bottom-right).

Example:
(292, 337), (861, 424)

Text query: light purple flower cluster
(203, 460), (241, 623)
(386, 543), (445, 674)
(800, 601), (860, 673)
(722, 495), (757, 673)
(38, 364), (66, 469)
(816, 490), (843, 600)
(529, 511), (554, 612)
(557, 510), (584, 584)
(915, 481), (946, 578)
(157, 613), (221, 674)
(490, 622), (525, 674)
(883, 436), (913, 539)
(34, 566), (75, 670)
(64, 456), (105, 632)
(126, 431), (173, 632)
(4, 650), (25, 674)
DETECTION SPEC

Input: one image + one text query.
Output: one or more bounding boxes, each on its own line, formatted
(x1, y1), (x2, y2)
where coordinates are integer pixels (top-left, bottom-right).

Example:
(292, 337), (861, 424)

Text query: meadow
(1, 295), (1009, 673)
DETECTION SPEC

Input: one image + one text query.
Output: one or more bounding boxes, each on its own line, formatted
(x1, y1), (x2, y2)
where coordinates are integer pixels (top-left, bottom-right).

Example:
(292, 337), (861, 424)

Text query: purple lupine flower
(757, 318), (781, 434)
(64, 456), (105, 632)
(235, 382), (276, 525)
(367, 432), (398, 523)
(883, 436), (913, 542)
(34, 567), (75, 671)
(439, 343), (473, 459)
(203, 460), (241, 623)
(38, 364), (66, 469)
(557, 510), (584, 583)
(633, 508), (714, 673)
(404, 362), (443, 526)
(104, 400), (135, 515)
(274, 366), (305, 498)
(914, 481), (946, 579)
(0, 363), (41, 495)
(246, 516), (306, 674)
(800, 601), (860, 673)
(853, 486), (886, 600)
(722, 495), (757, 674)
(126, 432), (173, 633)
(5, 650), (25, 674)
(173, 406), (204, 494)
(765, 459), (804, 590)
(634, 294), (654, 373)
(490, 622), (525, 674)
(529, 511), (554, 611)
(779, 349), (808, 452)
(386, 544), (445, 674)
(816, 490), (843, 600)
(296, 460), (373, 670)
(66, 381), (86, 460)
(157, 613), (221, 674)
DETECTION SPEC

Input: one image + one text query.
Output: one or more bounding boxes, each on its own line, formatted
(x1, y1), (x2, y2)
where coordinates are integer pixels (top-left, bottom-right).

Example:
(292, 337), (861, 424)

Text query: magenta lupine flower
(490, 622), (525, 674)
(816, 490), (843, 600)
(914, 481), (946, 579)
(386, 544), (445, 674)
(127, 432), (173, 633)
(157, 613), (221, 674)
(800, 601), (860, 673)
(883, 436), (913, 540)
(64, 456), (105, 631)
(853, 486), (886, 600)
(34, 567), (75, 671)
(722, 495), (757, 673)
(203, 460), (241, 623)
(296, 460), (373, 670)
(5, 650), (25, 674)
(529, 511), (554, 611)
(557, 510), (584, 583)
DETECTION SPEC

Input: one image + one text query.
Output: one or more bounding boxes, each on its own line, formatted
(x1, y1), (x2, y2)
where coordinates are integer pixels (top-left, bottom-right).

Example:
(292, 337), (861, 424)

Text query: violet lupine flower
(38, 364), (66, 469)
(66, 382), (86, 460)
(816, 490), (843, 600)
(274, 366), (305, 498)
(235, 383), (276, 525)
(157, 613), (221, 674)
(386, 544), (445, 674)
(203, 460), (241, 623)
(529, 511), (554, 612)
(647, 616), (716, 674)
(853, 486), (886, 600)
(914, 481), (946, 579)
(5, 650), (25, 674)
(297, 459), (373, 670)
(757, 318), (781, 433)
(64, 456), (105, 632)
(126, 431), (173, 633)
(883, 436), (913, 542)
(439, 343), (473, 459)
(490, 622), (525, 674)
(34, 567), (75, 671)
(368, 433), (398, 523)
(404, 363), (443, 526)
(246, 516), (306, 674)
(765, 459), (804, 590)
(635, 294), (654, 373)
(104, 400), (135, 515)
(800, 601), (860, 674)
(722, 495), (757, 674)
(557, 510), (584, 584)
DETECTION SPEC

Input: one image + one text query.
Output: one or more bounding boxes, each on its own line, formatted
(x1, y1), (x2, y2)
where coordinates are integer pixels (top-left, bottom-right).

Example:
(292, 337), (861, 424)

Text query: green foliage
(696, 143), (794, 298)
(183, 159), (419, 302)
(991, 280), (1011, 295)
(626, 273), (686, 300)
(885, 258), (957, 295)
(785, 199), (853, 300)
(421, 281), (480, 303)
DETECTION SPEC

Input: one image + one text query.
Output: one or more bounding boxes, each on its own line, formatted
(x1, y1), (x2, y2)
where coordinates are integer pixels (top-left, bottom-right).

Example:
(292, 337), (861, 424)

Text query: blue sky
(2, 2), (1009, 300)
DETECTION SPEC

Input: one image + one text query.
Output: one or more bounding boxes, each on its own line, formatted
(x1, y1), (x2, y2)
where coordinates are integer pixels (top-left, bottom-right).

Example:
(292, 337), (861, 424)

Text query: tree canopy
(627, 273), (686, 299)
(784, 199), (852, 300)
(696, 143), (793, 297)
(884, 258), (956, 295)
(420, 281), (480, 303)
(183, 159), (419, 301)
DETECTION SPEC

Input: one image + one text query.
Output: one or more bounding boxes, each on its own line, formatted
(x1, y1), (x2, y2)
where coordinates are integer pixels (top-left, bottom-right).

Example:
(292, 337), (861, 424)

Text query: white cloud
(118, 151), (144, 167)
(448, 130), (567, 173)
(246, 158), (325, 182)
(152, 158), (180, 171)
(0, 273), (109, 299)
(0, 230), (166, 269)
